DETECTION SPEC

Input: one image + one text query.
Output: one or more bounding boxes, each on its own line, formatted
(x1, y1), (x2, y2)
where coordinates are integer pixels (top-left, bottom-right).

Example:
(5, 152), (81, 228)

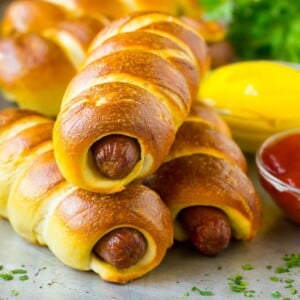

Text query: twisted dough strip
(0, 0), (108, 116)
(180, 16), (235, 68)
(0, 108), (173, 284)
(53, 11), (209, 194)
(145, 101), (262, 255)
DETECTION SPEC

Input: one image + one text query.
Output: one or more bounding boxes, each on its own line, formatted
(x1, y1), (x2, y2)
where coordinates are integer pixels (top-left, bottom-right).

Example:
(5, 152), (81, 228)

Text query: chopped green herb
(271, 291), (282, 298)
(191, 287), (214, 296)
(183, 292), (190, 297)
(19, 274), (29, 281)
(266, 265), (273, 270)
(242, 264), (255, 271)
(244, 290), (255, 298)
(217, 266), (222, 270)
(11, 269), (27, 274)
(228, 274), (248, 288)
(11, 290), (19, 296)
(0, 265), (3, 271)
(227, 274), (255, 297)
(285, 284), (293, 289)
(275, 266), (289, 274)
(283, 298), (291, 300)
(285, 279), (294, 284)
(291, 288), (298, 295)
(284, 253), (300, 269)
(0, 273), (14, 280)
(270, 276), (280, 282)
(231, 285), (246, 293)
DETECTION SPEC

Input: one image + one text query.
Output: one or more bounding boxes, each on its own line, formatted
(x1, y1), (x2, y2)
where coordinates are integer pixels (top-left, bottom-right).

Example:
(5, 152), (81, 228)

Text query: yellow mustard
(199, 60), (300, 153)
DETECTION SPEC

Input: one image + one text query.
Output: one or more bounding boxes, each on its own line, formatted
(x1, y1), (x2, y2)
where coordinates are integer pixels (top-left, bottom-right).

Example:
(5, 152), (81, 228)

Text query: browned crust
(0, 122), (54, 161)
(86, 30), (199, 96)
(78, 50), (191, 110)
(10, 150), (64, 204)
(180, 17), (226, 43)
(188, 102), (231, 137)
(0, 34), (76, 115)
(53, 16), (106, 51)
(46, 0), (181, 20)
(168, 121), (248, 172)
(143, 21), (210, 80)
(1, 0), (66, 36)
(0, 108), (39, 128)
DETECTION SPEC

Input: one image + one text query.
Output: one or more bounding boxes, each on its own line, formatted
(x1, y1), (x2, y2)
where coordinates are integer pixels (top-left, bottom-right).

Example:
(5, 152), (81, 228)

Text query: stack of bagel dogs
(144, 101), (262, 255)
(0, 0), (110, 115)
(0, 109), (173, 284)
(0, 11), (206, 283)
(0, 0), (230, 116)
(0, 3), (262, 284)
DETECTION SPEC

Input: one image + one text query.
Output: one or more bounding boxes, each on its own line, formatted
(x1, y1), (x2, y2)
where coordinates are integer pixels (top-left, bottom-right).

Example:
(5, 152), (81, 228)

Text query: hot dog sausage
(179, 206), (231, 256)
(91, 135), (140, 179)
(93, 227), (147, 269)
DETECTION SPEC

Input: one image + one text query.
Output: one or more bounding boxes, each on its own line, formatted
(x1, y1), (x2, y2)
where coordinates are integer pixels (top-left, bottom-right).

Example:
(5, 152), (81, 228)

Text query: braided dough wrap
(53, 11), (209, 194)
(145, 102), (262, 253)
(0, 0), (108, 116)
(0, 108), (173, 284)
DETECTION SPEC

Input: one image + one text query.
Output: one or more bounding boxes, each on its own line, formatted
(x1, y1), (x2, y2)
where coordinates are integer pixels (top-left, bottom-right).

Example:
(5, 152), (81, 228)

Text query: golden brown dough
(0, 0), (220, 117)
(1, 0), (67, 36)
(0, 0), (108, 116)
(44, 0), (203, 20)
(145, 101), (262, 255)
(0, 108), (173, 284)
(181, 16), (236, 68)
(53, 11), (209, 194)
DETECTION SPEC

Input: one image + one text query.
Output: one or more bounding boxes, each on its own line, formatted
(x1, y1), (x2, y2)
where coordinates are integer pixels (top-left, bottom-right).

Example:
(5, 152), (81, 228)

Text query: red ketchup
(260, 132), (300, 224)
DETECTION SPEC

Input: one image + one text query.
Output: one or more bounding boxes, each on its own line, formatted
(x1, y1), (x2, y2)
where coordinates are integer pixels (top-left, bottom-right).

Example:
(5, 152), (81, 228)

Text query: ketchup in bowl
(256, 128), (300, 224)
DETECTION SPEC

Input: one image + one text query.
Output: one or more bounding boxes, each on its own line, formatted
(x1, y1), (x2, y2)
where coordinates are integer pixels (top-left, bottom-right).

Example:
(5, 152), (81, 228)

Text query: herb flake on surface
(0, 273), (14, 281)
(275, 266), (289, 274)
(19, 274), (29, 281)
(227, 274), (255, 297)
(191, 286), (214, 296)
(271, 290), (282, 298)
(11, 269), (27, 274)
(284, 253), (300, 269)
(242, 264), (255, 271)
(11, 290), (19, 296)
(270, 276), (280, 282)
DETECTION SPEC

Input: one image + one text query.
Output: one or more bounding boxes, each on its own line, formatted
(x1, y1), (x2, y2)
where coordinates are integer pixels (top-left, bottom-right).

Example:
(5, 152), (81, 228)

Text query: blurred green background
(199, 0), (300, 63)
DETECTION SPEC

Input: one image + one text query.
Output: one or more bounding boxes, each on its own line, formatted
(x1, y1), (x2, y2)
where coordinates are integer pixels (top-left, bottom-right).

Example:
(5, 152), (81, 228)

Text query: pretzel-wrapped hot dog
(0, 0), (217, 117)
(0, 108), (173, 283)
(0, 0), (108, 116)
(53, 11), (209, 194)
(145, 102), (262, 255)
